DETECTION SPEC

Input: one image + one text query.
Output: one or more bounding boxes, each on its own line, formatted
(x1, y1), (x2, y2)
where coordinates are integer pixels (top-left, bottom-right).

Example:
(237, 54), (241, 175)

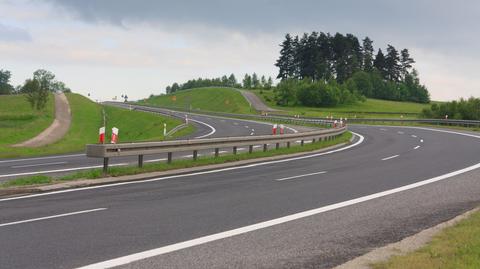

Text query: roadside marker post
(111, 127), (119, 144)
(163, 123), (167, 136)
(98, 127), (105, 144)
(280, 124), (285, 135)
(272, 124), (277, 135)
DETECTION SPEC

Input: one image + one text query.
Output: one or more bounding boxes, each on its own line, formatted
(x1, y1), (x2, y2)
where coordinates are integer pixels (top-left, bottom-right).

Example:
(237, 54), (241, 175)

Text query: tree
(400, 48), (415, 79)
(242, 74), (252, 89)
(362, 37), (374, 72)
(252, 73), (260, 88)
(171, 83), (180, 93)
(373, 49), (388, 79)
(228, 73), (237, 87)
(22, 78), (49, 110)
(33, 69), (56, 92)
(385, 45), (401, 82)
(0, 69), (14, 95)
(266, 77), (273, 89)
(275, 34), (296, 80)
(260, 75), (267, 89)
(165, 85), (172, 94)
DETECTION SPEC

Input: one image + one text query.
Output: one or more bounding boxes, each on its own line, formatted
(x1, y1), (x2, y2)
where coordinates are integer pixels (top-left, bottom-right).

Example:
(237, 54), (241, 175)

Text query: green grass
(372, 209), (480, 269)
(1, 131), (352, 188)
(0, 93), (194, 158)
(0, 94), (55, 145)
(252, 89), (433, 119)
(139, 87), (254, 114)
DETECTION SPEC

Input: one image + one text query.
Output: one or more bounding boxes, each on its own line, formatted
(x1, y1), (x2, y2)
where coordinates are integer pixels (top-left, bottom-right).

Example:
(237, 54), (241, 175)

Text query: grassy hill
(139, 87), (253, 114)
(252, 89), (432, 119)
(0, 94), (55, 146)
(0, 93), (194, 158)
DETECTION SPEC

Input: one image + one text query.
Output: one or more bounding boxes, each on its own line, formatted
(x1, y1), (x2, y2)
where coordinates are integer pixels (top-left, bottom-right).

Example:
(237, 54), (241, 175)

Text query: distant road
(0, 104), (295, 181)
(238, 89), (278, 112)
(1, 125), (480, 268)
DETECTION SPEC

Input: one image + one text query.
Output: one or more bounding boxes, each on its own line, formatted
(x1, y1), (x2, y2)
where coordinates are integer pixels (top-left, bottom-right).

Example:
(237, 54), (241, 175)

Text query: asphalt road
(1, 125), (480, 268)
(0, 104), (300, 181)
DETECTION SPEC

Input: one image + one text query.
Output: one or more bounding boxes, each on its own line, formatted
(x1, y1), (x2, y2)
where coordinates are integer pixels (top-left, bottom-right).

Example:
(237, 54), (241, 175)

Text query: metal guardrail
(86, 126), (347, 173)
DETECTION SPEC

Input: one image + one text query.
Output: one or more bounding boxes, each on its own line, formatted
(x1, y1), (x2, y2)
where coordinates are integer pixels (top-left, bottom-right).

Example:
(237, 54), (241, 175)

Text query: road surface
(1, 125), (479, 268)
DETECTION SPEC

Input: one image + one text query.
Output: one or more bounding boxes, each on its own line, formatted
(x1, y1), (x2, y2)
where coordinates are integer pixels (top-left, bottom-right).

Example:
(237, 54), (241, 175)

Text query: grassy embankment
(0, 93), (194, 158)
(373, 209), (480, 269)
(252, 89), (433, 119)
(139, 87), (254, 114)
(1, 131), (352, 188)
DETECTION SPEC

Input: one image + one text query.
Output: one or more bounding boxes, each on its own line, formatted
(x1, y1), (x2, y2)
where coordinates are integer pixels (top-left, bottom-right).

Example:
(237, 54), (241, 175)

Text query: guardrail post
(275, 143), (280, 150)
(233, 146), (237, 155)
(312, 138), (316, 143)
(301, 140), (304, 146)
(249, 145), (253, 153)
(263, 144), (268, 152)
(167, 152), (172, 164)
(287, 141), (290, 148)
(215, 148), (219, 157)
(138, 155), (144, 168)
(193, 150), (198, 160)
(103, 157), (109, 175)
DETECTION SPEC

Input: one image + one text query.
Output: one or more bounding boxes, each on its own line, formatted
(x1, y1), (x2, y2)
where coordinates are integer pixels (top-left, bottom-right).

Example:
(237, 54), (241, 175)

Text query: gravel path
(238, 89), (279, 112)
(13, 92), (71, 147)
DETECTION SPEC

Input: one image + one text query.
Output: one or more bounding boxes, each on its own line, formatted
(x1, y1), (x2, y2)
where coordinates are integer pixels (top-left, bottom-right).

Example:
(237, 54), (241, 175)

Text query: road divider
(86, 127), (347, 174)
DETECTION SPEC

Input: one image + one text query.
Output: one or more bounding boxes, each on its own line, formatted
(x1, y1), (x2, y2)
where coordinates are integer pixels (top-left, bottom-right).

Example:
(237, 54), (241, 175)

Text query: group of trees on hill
(274, 32), (430, 105)
(165, 73), (274, 94)
(422, 98), (480, 120)
(0, 68), (71, 110)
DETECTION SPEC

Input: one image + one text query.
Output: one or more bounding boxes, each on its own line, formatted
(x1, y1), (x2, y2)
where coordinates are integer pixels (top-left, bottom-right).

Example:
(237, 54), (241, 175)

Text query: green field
(0, 93), (194, 158)
(139, 87), (253, 114)
(0, 94), (55, 145)
(373, 210), (480, 269)
(252, 89), (432, 119)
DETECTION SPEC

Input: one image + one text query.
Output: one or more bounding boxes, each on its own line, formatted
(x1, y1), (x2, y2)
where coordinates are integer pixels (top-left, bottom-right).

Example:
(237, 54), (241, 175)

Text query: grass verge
(1, 131), (352, 188)
(0, 93), (195, 158)
(372, 209), (480, 269)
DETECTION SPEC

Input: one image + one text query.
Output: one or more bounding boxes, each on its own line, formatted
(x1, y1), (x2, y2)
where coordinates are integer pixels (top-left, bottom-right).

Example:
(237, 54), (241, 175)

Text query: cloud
(0, 23), (31, 42)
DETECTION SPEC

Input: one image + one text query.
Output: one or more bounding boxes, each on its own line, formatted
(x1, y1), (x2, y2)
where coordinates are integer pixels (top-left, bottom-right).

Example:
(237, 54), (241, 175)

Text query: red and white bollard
(280, 124), (285, 134)
(333, 120), (338, 128)
(272, 124), (277, 135)
(98, 127), (105, 144)
(111, 127), (119, 144)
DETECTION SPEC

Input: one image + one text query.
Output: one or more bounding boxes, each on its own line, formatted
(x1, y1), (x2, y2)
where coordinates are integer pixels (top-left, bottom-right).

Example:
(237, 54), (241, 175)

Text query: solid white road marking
(190, 118), (216, 139)
(275, 171), (327, 181)
(233, 122), (239, 125)
(0, 133), (364, 202)
(382, 155), (399, 161)
(0, 163), (129, 179)
(145, 158), (167, 163)
(0, 208), (107, 228)
(77, 160), (480, 269)
(414, 146), (420, 150)
(0, 154), (85, 164)
(11, 162), (68, 169)
(411, 135), (417, 138)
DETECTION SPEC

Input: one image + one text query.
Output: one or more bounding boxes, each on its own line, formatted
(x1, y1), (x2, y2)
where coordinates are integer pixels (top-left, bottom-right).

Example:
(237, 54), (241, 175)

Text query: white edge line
(414, 146), (420, 150)
(190, 118), (216, 139)
(0, 208), (107, 227)
(11, 161), (68, 169)
(0, 132), (364, 202)
(77, 160), (480, 269)
(0, 154), (85, 164)
(275, 171), (326, 181)
(0, 163), (129, 179)
(381, 155), (399, 161)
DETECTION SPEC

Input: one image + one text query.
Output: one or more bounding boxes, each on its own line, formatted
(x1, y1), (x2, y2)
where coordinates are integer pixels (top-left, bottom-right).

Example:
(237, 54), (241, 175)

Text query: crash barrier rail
(86, 126), (347, 174)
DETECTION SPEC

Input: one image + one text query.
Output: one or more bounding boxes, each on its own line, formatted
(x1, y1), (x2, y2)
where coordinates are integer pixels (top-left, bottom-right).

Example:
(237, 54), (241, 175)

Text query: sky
(1, 0), (479, 101)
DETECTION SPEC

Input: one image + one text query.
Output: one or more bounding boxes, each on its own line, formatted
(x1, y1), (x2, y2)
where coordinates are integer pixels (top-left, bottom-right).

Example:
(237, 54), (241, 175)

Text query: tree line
(165, 73), (273, 94)
(0, 69), (71, 110)
(422, 98), (480, 120)
(274, 32), (430, 104)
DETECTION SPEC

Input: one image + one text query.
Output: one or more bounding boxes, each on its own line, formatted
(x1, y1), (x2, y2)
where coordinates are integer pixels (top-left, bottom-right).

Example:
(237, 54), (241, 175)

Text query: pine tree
(275, 34), (296, 80)
(374, 49), (388, 79)
(243, 74), (252, 89)
(266, 77), (273, 89)
(385, 45), (401, 82)
(260, 75), (267, 88)
(252, 73), (260, 88)
(228, 73), (237, 87)
(400, 48), (415, 79)
(362, 37), (374, 72)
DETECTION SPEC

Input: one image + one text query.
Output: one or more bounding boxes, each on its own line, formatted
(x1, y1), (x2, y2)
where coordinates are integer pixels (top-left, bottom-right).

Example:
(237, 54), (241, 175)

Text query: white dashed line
(381, 155), (399, 161)
(411, 135), (417, 138)
(275, 171), (327, 181)
(414, 146), (420, 150)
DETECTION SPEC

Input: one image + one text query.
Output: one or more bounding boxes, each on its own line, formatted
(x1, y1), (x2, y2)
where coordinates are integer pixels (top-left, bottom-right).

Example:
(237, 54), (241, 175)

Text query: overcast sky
(1, 0), (479, 101)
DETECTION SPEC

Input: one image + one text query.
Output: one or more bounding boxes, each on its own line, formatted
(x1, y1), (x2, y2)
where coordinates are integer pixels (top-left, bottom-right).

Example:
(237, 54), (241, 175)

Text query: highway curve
(0, 105), (303, 182)
(1, 125), (480, 268)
